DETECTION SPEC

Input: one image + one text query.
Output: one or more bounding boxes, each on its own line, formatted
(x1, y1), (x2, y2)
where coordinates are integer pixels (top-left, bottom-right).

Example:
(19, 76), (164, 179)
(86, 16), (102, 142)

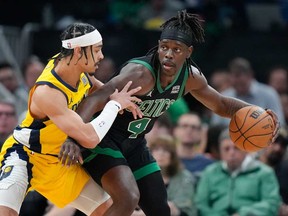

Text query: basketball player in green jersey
(60, 11), (280, 216)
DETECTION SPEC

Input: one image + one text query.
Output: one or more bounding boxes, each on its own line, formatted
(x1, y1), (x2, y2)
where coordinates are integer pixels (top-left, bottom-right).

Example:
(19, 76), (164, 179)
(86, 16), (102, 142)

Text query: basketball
(229, 105), (275, 152)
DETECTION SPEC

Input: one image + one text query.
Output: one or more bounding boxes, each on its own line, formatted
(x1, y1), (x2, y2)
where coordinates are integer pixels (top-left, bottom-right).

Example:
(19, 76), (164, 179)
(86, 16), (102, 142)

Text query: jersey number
(128, 118), (151, 138)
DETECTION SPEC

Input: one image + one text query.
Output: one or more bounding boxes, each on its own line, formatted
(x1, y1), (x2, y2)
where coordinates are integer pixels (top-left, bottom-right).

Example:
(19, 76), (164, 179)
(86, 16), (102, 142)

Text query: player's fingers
(130, 96), (141, 103)
(78, 155), (84, 165)
(60, 143), (71, 165)
(121, 81), (133, 92)
(58, 146), (64, 160)
(61, 150), (68, 166)
(128, 104), (143, 119)
(73, 146), (82, 165)
(66, 153), (74, 167)
(127, 86), (142, 95)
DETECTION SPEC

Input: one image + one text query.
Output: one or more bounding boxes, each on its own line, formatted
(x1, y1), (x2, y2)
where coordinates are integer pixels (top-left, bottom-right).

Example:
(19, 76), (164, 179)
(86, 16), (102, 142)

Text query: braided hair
(51, 23), (96, 65)
(146, 10), (205, 75)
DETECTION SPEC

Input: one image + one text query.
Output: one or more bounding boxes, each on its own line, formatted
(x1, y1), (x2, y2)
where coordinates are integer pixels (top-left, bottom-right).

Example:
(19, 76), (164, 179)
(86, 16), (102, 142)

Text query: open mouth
(162, 61), (175, 70)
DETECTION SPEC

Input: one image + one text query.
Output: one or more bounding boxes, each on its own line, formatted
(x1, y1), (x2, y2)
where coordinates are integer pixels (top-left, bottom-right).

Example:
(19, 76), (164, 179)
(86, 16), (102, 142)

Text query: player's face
(158, 39), (192, 77)
(80, 42), (104, 75)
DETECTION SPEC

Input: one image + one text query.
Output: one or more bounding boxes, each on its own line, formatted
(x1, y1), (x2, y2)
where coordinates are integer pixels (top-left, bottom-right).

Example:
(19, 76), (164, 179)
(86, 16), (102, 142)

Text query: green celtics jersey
(109, 55), (189, 140)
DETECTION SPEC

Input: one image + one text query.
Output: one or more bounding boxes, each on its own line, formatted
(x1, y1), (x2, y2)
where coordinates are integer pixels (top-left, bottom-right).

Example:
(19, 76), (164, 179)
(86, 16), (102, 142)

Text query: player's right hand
(110, 81), (143, 119)
(58, 137), (83, 166)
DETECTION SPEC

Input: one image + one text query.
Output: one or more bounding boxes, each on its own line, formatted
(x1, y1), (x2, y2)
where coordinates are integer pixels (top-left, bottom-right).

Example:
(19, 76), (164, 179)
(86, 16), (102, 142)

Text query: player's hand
(58, 137), (83, 166)
(110, 81), (143, 119)
(266, 109), (280, 143)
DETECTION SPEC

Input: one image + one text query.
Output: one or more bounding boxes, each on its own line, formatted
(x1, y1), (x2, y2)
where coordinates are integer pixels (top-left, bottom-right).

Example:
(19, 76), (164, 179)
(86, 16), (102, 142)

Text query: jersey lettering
(138, 99), (175, 118)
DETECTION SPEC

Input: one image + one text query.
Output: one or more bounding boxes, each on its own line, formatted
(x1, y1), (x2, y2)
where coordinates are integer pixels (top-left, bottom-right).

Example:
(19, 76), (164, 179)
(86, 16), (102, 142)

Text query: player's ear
(74, 47), (82, 57)
(187, 46), (193, 58)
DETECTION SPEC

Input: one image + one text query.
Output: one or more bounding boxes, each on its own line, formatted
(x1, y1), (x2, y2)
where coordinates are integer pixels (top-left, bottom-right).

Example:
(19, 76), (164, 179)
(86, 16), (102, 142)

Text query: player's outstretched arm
(185, 68), (280, 140)
(33, 81), (141, 150)
(75, 63), (154, 123)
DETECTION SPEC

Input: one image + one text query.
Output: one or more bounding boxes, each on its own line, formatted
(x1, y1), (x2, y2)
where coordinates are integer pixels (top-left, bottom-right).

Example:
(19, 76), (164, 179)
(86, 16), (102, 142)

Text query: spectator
(166, 98), (190, 125)
(138, 0), (184, 30)
(174, 112), (214, 182)
(140, 135), (196, 216)
(210, 57), (285, 127)
(0, 100), (18, 147)
(258, 128), (288, 215)
(280, 93), (288, 127)
(18, 56), (45, 123)
(209, 69), (231, 93)
(196, 128), (281, 216)
(267, 66), (288, 95)
(204, 124), (226, 160)
(145, 112), (173, 146)
(0, 62), (28, 117)
(22, 55), (45, 92)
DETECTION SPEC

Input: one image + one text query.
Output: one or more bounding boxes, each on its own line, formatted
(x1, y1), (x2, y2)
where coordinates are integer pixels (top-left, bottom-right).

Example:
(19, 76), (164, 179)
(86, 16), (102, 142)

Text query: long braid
(51, 23), (96, 65)
(146, 10), (205, 75)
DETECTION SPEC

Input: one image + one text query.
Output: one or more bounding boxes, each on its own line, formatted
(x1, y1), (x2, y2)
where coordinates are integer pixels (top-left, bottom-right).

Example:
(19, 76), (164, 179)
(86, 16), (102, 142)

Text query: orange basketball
(229, 105), (275, 152)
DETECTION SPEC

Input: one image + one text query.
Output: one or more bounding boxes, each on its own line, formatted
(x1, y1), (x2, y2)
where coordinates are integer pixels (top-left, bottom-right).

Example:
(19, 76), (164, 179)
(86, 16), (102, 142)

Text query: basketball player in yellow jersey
(0, 23), (142, 216)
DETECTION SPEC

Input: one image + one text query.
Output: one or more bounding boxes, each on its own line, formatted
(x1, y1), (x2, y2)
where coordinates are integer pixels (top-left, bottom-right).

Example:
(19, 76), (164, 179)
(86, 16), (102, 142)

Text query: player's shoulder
(188, 65), (201, 76)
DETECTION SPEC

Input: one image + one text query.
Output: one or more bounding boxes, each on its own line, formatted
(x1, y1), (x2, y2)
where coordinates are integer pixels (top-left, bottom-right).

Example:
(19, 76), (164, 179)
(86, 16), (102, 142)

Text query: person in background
(204, 124), (226, 160)
(145, 112), (173, 146)
(174, 112), (214, 182)
(258, 128), (288, 216)
(210, 57), (285, 127)
(196, 128), (281, 216)
(0, 100), (18, 147)
(280, 93), (288, 127)
(133, 135), (196, 216)
(267, 66), (288, 95)
(209, 69), (231, 93)
(22, 55), (45, 92)
(18, 56), (45, 123)
(0, 62), (28, 117)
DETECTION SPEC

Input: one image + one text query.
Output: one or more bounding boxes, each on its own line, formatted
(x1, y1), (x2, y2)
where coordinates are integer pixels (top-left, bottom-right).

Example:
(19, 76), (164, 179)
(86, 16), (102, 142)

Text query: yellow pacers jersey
(0, 57), (93, 207)
(14, 57), (92, 155)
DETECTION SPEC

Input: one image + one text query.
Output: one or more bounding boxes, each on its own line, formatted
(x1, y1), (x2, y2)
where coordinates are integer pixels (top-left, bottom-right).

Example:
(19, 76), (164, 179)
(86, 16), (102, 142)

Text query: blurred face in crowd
(0, 66), (18, 93)
(151, 145), (171, 169)
(230, 71), (253, 96)
(220, 138), (247, 171)
(0, 102), (17, 139)
(24, 61), (44, 89)
(280, 94), (288, 122)
(174, 113), (202, 146)
(210, 70), (231, 93)
(268, 68), (288, 94)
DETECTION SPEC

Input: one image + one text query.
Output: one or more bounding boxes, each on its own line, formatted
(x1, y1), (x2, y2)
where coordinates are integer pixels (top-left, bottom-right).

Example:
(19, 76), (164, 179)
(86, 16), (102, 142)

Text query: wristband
(89, 100), (121, 141)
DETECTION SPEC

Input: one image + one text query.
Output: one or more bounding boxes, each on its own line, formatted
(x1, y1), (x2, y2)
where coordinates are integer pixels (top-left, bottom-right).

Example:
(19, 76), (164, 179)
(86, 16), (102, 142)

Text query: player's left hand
(58, 137), (83, 166)
(266, 109), (280, 143)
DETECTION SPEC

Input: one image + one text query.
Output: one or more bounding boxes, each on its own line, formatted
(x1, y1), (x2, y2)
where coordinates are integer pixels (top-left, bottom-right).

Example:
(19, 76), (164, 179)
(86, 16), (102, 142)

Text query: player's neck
(54, 61), (81, 88)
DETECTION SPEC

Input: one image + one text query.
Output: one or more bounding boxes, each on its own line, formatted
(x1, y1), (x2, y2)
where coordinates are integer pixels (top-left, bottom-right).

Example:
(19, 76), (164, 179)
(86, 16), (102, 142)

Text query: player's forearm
(216, 96), (251, 118)
(77, 89), (111, 122)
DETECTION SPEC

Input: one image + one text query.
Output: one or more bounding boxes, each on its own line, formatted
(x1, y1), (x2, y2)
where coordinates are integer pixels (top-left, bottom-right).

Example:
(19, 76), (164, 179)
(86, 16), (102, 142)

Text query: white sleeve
(89, 100), (121, 141)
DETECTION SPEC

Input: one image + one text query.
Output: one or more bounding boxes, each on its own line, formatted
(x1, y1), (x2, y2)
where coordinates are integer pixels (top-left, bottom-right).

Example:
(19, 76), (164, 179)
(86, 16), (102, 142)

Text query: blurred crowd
(1, 0), (288, 216)
(1, 53), (288, 216)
